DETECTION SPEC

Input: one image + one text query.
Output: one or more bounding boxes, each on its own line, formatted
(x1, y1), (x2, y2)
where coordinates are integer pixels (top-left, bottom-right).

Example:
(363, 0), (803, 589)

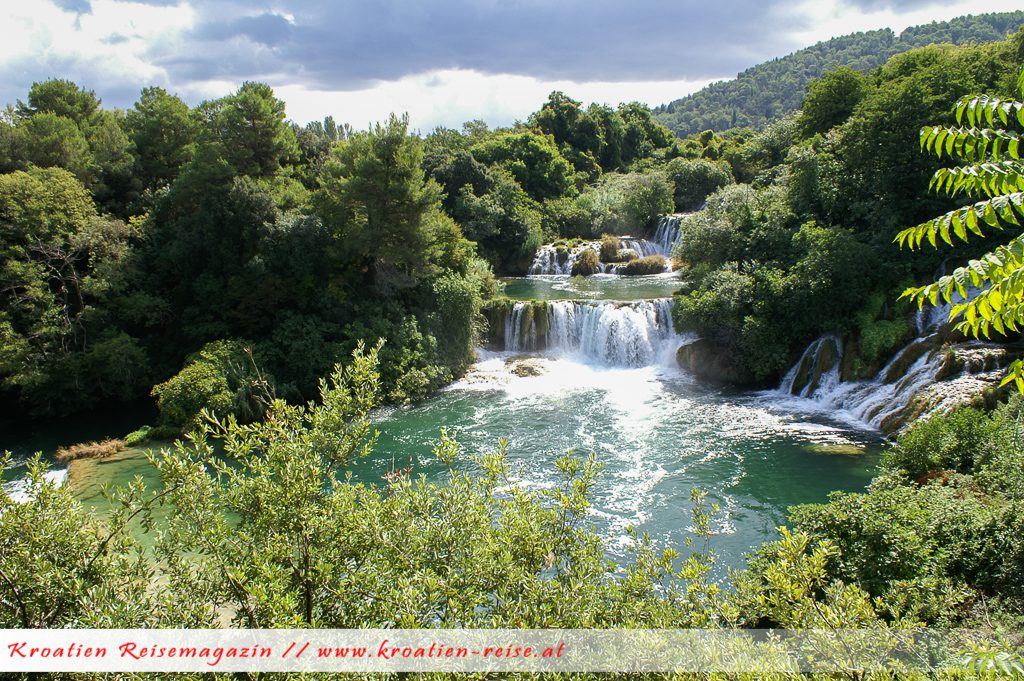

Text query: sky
(1, 0), (1022, 132)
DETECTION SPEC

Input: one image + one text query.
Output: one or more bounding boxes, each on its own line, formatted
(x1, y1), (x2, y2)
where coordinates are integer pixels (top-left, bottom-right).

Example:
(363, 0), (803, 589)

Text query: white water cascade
(528, 236), (672, 275)
(652, 215), (683, 254)
(775, 298), (1005, 431)
(501, 299), (682, 366)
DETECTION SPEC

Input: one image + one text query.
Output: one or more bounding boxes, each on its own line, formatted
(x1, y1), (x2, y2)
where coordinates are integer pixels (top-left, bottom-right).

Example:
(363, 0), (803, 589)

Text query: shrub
(622, 255), (666, 275)
(151, 340), (265, 433)
(665, 157), (733, 211)
(123, 426), (152, 447)
(882, 407), (995, 480)
(571, 248), (601, 276)
(599, 234), (621, 262)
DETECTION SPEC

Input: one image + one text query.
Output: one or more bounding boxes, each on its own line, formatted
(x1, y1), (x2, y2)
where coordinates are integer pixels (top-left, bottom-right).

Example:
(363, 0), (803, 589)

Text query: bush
(882, 407), (995, 480)
(151, 340), (265, 433)
(599, 233), (621, 262)
(123, 426), (152, 447)
(621, 255), (666, 275)
(665, 157), (733, 211)
(571, 248), (601, 276)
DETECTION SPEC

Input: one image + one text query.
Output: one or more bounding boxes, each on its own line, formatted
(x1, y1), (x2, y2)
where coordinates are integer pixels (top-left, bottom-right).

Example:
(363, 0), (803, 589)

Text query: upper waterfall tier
(527, 215), (686, 275)
(528, 238), (667, 275)
(652, 215), (683, 254)
(499, 274), (682, 301)
(484, 298), (684, 367)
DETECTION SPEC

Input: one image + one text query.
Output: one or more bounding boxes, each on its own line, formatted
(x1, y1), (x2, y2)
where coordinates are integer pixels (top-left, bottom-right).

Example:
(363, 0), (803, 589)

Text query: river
(2, 271), (883, 570)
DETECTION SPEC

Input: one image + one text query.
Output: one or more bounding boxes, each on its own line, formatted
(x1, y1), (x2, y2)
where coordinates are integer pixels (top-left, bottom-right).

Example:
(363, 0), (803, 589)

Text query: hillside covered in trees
(653, 11), (1024, 137)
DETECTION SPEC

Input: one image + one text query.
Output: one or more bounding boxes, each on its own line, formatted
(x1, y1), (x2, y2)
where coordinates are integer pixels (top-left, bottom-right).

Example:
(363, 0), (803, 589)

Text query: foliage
(670, 33), (1022, 385)
(469, 130), (576, 202)
(151, 340), (267, 433)
(123, 425), (152, 447)
(571, 248), (601, 276)
(452, 167), (544, 274)
(0, 452), (153, 628)
(576, 169), (674, 235)
(654, 11), (1024, 137)
(530, 93), (679, 174)
(123, 86), (196, 192)
(665, 157), (734, 210)
(898, 67), (1024, 391)
(798, 67), (872, 138)
(197, 81), (299, 178)
(621, 255), (666, 276)
(780, 396), (1024, 627)
(0, 167), (148, 413)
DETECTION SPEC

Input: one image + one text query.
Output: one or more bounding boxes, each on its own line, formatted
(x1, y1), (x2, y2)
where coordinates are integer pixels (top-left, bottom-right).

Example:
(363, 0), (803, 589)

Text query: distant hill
(653, 11), (1024, 137)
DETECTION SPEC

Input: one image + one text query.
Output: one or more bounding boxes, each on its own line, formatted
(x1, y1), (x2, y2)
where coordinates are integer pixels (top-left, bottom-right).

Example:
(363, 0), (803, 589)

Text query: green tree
(16, 112), (93, 181)
(453, 167), (544, 274)
(202, 81), (299, 178)
(665, 157), (734, 211)
(0, 167), (147, 412)
(16, 79), (100, 126)
(470, 130), (575, 202)
(798, 66), (871, 138)
(314, 114), (447, 277)
(898, 68), (1024, 390)
(124, 86), (197, 191)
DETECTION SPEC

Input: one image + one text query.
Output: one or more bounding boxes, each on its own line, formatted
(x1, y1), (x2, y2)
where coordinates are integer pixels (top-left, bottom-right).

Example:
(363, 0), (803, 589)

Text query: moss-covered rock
(676, 339), (752, 384)
(622, 255), (666, 276)
(571, 249), (601, 276)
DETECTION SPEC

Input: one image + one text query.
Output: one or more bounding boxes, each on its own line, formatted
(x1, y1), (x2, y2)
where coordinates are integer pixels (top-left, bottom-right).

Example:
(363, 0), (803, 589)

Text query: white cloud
(272, 70), (718, 131)
(0, 0), (1020, 127)
(0, 0), (194, 95)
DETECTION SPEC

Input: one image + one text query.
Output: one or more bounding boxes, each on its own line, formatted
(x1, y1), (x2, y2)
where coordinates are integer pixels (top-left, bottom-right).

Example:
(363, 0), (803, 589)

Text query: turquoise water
(356, 352), (881, 568)
(0, 268), (889, 573)
(3, 347), (882, 572)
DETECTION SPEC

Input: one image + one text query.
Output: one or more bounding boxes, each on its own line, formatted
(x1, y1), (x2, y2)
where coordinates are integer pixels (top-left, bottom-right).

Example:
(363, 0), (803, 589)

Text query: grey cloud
(51, 0), (91, 13)
(0, 0), (969, 110)
(157, 0), (810, 88)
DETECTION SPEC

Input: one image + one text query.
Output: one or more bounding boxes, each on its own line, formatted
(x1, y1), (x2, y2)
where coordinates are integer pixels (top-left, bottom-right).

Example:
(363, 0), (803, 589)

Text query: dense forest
(0, 77), (688, 430)
(653, 11), (1024, 137)
(670, 31), (1024, 387)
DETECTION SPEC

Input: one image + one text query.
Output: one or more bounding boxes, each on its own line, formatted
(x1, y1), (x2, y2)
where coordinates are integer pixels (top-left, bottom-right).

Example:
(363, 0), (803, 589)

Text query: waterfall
(2, 468), (68, 503)
(528, 236), (672, 275)
(500, 299), (681, 366)
(652, 216), (682, 255)
(777, 332), (961, 431)
(778, 335), (842, 398)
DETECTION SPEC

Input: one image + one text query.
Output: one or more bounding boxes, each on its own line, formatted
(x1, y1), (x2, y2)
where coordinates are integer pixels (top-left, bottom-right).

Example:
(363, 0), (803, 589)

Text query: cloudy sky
(1, 0), (1021, 131)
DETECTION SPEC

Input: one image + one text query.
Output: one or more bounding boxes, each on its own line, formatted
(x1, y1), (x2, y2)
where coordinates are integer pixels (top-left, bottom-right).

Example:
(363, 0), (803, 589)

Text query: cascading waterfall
(501, 299), (681, 366)
(776, 293), (990, 430)
(528, 236), (671, 274)
(652, 215), (682, 254)
(778, 335), (843, 398)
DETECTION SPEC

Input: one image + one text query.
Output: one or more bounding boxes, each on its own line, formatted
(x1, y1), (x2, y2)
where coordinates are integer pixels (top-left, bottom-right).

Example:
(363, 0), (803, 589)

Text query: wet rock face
(941, 344), (1014, 377)
(793, 338), (840, 395)
(505, 357), (546, 377)
(676, 339), (751, 384)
